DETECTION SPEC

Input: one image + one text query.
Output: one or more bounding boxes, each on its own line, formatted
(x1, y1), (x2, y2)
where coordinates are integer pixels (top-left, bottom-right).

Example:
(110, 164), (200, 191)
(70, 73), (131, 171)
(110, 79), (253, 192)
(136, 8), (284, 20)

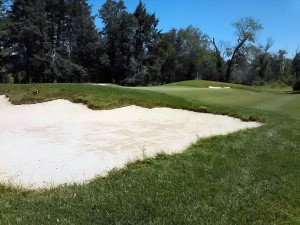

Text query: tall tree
(0, 0), (296, 86)
(159, 29), (178, 83)
(225, 17), (262, 82)
(159, 26), (209, 83)
(65, 0), (99, 82)
(0, 0), (6, 65)
(5, 0), (99, 83)
(7, 0), (48, 83)
(293, 52), (300, 78)
(252, 38), (273, 81)
(131, 0), (159, 80)
(176, 26), (207, 81)
(99, 0), (136, 84)
(207, 37), (224, 81)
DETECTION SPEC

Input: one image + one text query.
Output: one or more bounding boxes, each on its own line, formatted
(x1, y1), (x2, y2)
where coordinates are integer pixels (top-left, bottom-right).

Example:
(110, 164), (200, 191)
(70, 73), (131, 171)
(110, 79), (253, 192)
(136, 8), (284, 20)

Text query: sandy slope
(0, 95), (261, 189)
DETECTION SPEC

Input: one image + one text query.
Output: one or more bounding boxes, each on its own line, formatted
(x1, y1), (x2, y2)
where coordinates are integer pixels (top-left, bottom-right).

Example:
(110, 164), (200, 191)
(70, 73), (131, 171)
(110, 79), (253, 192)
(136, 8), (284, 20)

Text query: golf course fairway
(0, 80), (299, 224)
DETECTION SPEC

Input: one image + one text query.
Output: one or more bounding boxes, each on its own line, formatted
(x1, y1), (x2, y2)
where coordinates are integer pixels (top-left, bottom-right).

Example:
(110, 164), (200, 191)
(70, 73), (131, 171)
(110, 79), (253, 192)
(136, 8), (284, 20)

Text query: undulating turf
(0, 81), (299, 224)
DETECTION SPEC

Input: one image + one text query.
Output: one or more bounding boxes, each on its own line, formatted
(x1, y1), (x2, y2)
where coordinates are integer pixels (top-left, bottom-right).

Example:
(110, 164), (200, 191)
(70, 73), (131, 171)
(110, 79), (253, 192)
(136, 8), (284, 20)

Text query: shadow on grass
(284, 90), (300, 94)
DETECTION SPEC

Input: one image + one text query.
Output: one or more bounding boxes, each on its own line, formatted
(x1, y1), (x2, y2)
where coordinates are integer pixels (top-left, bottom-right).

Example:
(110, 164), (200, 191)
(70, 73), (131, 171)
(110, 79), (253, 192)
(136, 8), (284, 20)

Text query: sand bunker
(209, 86), (231, 89)
(93, 83), (108, 86)
(0, 95), (260, 189)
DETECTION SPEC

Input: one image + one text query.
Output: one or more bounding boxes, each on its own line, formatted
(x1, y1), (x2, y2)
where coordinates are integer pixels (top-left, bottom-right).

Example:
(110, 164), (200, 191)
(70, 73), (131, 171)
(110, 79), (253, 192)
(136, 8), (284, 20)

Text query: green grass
(0, 80), (299, 224)
(165, 79), (292, 93)
(135, 82), (299, 119)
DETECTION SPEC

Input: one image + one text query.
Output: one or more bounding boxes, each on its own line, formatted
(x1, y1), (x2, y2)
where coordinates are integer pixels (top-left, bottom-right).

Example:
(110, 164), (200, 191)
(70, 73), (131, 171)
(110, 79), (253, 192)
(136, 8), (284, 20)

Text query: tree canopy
(0, 0), (298, 86)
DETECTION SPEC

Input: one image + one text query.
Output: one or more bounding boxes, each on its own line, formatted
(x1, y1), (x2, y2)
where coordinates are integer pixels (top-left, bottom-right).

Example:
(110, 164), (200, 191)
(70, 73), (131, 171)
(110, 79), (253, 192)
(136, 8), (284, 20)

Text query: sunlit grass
(0, 81), (299, 224)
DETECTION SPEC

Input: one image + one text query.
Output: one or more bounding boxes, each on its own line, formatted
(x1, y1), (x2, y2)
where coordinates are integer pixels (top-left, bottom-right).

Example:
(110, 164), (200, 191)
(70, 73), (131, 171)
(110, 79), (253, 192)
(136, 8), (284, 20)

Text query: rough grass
(0, 81), (299, 224)
(0, 83), (264, 122)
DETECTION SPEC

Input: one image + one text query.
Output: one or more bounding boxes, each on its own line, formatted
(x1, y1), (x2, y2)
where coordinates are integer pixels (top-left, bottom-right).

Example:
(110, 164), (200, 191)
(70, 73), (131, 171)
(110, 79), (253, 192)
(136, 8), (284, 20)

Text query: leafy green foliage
(0, 1), (298, 86)
(0, 0), (97, 83)
(0, 67), (13, 83)
(293, 53), (300, 78)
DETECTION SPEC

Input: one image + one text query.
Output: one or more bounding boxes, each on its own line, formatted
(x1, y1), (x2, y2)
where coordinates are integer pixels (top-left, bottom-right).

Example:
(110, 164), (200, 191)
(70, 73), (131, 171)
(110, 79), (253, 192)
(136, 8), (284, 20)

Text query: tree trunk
(26, 45), (31, 84)
(208, 37), (223, 81)
(225, 37), (248, 83)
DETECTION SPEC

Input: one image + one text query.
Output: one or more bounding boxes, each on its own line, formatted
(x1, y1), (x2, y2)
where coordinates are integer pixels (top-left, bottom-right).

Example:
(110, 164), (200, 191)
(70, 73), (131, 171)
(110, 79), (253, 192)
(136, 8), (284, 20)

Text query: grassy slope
(0, 81), (299, 224)
(137, 81), (299, 119)
(165, 79), (293, 93)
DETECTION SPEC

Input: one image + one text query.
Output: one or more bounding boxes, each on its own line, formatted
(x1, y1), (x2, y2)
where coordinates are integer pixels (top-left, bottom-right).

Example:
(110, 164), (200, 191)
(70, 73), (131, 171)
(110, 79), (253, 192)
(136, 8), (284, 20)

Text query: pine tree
(7, 0), (47, 83)
(99, 0), (136, 84)
(5, 0), (99, 83)
(293, 53), (300, 79)
(124, 0), (160, 85)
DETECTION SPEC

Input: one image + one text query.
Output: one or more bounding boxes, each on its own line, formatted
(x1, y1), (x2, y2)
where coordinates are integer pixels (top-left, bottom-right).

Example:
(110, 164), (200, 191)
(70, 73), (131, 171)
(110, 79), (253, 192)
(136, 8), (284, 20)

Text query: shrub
(0, 67), (14, 84)
(293, 79), (300, 91)
(270, 81), (288, 89)
(232, 80), (243, 85)
(3, 74), (14, 84)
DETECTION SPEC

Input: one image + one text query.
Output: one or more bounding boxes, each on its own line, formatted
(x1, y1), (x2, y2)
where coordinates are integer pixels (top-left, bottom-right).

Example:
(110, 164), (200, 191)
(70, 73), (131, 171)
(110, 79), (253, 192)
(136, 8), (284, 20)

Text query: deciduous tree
(225, 17), (262, 82)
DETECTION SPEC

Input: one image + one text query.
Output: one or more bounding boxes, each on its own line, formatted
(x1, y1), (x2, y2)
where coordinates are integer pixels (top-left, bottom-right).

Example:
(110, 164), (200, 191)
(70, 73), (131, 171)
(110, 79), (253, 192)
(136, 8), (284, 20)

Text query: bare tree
(218, 40), (231, 58)
(207, 36), (224, 81)
(225, 17), (262, 82)
(264, 37), (274, 52)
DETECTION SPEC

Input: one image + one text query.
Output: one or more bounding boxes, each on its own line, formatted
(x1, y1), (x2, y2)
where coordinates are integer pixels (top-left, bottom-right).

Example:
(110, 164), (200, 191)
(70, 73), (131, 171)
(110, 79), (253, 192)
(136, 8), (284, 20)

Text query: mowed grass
(136, 80), (300, 119)
(0, 81), (299, 224)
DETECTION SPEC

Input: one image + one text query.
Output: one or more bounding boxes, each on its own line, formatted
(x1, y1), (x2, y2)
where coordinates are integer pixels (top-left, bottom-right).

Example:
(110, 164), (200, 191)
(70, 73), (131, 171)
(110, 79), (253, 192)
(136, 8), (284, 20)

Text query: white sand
(93, 83), (108, 86)
(209, 86), (231, 89)
(0, 95), (261, 189)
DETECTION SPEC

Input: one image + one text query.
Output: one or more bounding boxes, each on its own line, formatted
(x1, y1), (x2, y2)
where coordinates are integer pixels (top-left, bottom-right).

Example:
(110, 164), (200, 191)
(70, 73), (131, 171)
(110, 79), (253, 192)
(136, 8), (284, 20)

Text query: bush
(3, 74), (14, 84)
(0, 67), (13, 84)
(293, 79), (300, 91)
(232, 80), (243, 85)
(270, 81), (288, 89)
(123, 69), (148, 86)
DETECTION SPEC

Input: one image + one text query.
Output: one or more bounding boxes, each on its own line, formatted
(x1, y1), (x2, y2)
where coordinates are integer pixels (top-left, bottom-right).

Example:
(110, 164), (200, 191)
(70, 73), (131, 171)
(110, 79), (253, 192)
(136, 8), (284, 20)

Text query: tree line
(0, 0), (299, 86)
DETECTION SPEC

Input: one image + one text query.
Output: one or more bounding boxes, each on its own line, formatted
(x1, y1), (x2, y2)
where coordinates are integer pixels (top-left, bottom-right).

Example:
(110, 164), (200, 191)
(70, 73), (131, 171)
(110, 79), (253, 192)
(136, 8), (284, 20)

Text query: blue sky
(88, 0), (300, 58)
